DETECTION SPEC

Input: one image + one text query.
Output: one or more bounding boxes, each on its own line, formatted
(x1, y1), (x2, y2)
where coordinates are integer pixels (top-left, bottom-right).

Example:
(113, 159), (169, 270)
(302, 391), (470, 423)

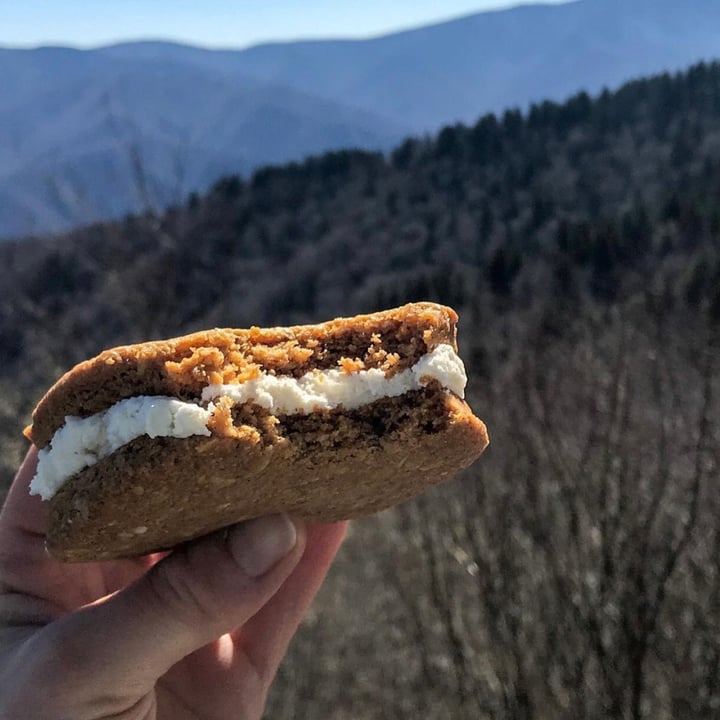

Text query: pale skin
(0, 448), (348, 720)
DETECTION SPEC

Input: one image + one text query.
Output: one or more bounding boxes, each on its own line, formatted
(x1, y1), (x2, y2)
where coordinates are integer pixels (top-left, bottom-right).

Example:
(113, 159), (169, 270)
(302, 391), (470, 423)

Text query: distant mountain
(0, 48), (405, 238)
(103, 0), (720, 131)
(2, 0), (719, 238)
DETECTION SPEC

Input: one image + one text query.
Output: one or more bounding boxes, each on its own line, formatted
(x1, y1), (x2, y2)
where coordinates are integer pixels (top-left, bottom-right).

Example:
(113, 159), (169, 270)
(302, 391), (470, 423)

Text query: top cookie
(27, 303), (458, 449)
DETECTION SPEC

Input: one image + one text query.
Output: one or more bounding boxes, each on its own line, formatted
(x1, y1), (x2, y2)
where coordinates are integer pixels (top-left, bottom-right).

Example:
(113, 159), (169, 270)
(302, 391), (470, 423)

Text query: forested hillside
(5, 0), (720, 238)
(2, 62), (720, 719)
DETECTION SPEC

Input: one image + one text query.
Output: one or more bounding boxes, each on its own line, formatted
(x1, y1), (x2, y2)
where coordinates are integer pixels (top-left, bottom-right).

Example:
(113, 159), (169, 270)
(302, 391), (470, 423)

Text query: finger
(235, 520), (348, 684)
(0, 447), (156, 614)
(29, 514), (306, 692)
(0, 447), (47, 539)
(0, 447), (63, 614)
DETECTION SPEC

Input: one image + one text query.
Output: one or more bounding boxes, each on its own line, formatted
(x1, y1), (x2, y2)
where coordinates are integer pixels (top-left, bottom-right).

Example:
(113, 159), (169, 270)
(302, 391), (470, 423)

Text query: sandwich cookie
(26, 303), (489, 561)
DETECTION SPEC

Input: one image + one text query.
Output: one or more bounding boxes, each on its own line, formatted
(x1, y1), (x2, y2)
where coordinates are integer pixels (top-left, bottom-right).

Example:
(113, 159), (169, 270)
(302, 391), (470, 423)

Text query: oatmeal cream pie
(25, 303), (489, 561)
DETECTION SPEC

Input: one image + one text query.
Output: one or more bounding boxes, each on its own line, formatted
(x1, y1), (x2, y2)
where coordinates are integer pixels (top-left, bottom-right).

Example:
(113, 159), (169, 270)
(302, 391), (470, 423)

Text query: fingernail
(229, 515), (297, 577)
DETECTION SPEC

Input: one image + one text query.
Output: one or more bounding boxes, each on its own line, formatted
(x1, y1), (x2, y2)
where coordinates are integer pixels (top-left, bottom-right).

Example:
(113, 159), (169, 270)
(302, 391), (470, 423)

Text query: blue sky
(1, 0), (571, 49)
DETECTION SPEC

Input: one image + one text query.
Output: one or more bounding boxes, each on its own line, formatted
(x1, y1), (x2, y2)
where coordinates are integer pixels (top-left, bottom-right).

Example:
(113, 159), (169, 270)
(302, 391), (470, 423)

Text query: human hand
(0, 448), (347, 720)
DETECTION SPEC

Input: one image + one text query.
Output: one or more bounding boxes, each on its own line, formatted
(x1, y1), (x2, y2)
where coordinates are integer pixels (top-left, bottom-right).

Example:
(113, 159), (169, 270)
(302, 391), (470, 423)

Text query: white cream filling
(30, 344), (466, 500)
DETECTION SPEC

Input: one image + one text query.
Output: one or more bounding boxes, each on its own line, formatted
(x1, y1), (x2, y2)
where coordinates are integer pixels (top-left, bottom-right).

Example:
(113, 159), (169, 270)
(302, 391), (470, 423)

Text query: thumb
(41, 514), (305, 689)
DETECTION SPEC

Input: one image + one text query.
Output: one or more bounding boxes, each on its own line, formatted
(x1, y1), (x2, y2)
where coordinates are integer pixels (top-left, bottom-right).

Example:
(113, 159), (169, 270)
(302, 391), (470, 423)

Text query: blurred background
(1, 1), (719, 717)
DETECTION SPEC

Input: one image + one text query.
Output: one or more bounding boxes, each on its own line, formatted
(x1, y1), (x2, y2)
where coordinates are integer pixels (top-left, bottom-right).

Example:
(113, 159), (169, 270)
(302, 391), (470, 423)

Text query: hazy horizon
(1, 0), (573, 50)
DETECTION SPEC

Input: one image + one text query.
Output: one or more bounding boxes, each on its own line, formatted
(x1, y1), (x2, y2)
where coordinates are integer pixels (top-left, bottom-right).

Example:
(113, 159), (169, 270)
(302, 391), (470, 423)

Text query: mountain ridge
(2, 0), (719, 238)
